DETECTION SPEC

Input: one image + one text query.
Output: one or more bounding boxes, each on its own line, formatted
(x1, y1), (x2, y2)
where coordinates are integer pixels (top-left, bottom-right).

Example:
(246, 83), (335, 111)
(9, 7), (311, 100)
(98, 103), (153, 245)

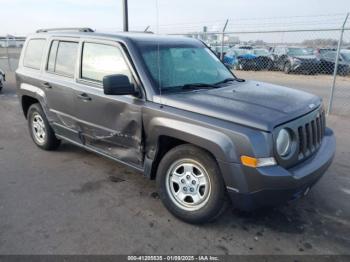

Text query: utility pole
(123, 0), (129, 32)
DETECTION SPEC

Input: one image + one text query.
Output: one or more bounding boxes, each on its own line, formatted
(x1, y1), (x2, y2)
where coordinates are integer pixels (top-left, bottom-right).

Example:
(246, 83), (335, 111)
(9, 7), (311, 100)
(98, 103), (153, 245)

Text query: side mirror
(103, 74), (137, 96)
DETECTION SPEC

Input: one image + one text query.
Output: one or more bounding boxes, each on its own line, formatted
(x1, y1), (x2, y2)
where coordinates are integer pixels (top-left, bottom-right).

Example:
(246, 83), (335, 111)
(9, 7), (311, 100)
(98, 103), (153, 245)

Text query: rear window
(23, 39), (46, 69)
(47, 41), (78, 77)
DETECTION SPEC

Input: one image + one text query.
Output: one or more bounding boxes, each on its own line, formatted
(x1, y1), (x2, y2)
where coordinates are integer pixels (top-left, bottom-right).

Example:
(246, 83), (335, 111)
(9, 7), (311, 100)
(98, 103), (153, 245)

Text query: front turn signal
(241, 155), (277, 168)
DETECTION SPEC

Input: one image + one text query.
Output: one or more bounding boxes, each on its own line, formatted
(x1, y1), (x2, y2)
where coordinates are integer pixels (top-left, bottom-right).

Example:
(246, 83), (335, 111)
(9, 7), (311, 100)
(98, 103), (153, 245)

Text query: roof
(31, 30), (200, 46)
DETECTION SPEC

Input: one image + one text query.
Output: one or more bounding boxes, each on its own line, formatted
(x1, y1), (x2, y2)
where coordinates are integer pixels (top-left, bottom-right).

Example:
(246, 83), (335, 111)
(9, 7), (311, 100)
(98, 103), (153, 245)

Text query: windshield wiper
(181, 83), (218, 90)
(214, 77), (245, 85)
(160, 83), (217, 93)
(161, 78), (245, 93)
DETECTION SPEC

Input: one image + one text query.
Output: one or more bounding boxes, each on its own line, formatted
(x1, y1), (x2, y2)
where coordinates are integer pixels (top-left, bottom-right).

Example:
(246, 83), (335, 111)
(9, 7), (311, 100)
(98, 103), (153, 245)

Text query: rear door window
(23, 39), (46, 70)
(47, 41), (78, 77)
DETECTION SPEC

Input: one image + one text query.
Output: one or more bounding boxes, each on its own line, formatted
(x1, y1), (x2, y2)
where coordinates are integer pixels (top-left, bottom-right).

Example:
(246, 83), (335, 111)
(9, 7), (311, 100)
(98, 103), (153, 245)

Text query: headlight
(276, 129), (292, 157)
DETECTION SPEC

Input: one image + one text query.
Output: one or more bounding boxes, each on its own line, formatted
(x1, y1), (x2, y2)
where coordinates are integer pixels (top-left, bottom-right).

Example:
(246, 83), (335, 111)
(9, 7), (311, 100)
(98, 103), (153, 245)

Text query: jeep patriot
(16, 28), (336, 223)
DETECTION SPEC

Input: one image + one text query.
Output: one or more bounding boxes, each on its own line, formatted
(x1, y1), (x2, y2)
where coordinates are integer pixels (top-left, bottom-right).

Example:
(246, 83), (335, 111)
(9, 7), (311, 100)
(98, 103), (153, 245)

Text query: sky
(0, 0), (349, 36)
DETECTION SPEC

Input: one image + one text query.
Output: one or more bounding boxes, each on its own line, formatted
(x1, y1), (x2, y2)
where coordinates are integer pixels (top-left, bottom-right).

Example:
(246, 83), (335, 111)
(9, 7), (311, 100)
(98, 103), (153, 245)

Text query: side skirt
(55, 134), (145, 174)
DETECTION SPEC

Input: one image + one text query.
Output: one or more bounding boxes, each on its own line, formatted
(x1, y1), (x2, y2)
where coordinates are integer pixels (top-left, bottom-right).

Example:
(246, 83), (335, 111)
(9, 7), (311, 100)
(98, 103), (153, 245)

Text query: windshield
(253, 49), (270, 56)
(139, 45), (233, 92)
(341, 51), (350, 62)
(287, 48), (314, 56)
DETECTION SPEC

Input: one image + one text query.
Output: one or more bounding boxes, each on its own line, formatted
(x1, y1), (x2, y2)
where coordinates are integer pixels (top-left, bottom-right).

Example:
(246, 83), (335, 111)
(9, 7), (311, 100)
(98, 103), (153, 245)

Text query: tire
(283, 62), (291, 74)
(27, 103), (61, 150)
(156, 144), (227, 224)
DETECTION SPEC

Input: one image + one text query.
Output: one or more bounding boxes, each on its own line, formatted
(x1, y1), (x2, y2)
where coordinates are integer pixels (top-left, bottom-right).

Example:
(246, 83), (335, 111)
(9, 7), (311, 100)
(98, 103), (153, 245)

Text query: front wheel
(156, 144), (227, 224)
(27, 103), (61, 150)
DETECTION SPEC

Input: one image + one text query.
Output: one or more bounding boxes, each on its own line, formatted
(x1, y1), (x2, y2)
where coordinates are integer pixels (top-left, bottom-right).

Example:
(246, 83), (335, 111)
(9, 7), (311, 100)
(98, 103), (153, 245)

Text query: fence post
(327, 13), (349, 115)
(6, 38), (12, 72)
(220, 19), (229, 61)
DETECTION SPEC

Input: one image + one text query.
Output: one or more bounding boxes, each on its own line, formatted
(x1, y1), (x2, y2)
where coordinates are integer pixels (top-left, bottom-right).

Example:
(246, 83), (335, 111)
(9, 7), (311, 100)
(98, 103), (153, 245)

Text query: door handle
(41, 82), (52, 89)
(77, 93), (92, 101)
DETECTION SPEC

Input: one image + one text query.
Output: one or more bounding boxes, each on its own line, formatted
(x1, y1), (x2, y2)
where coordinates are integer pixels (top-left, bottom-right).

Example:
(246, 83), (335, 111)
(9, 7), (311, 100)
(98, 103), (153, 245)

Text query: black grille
(297, 110), (326, 160)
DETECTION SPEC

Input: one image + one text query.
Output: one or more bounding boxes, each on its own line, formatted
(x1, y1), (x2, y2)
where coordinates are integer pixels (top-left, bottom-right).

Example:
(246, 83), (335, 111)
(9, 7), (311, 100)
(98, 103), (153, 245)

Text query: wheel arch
(21, 95), (40, 118)
(143, 118), (238, 180)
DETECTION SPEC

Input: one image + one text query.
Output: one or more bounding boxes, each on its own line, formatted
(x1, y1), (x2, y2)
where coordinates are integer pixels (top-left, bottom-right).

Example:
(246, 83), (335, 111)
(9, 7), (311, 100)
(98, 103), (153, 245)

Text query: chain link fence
(0, 38), (23, 91)
(0, 37), (24, 73)
(0, 13), (349, 116)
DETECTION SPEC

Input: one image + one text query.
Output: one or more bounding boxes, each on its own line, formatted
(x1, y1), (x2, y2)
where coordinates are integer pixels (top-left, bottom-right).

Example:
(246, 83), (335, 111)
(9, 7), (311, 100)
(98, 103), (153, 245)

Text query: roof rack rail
(124, 30), (154, 34)
(36, 28), (94, 33)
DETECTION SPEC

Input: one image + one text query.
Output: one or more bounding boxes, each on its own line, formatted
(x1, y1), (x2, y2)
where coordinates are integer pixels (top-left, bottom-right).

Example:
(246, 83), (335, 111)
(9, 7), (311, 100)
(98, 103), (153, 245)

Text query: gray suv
(16, 28), (336, 223)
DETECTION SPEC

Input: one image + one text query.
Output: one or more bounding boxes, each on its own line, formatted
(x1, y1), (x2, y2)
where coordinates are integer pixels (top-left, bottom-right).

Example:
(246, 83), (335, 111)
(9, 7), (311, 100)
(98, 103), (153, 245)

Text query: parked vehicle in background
(224, 49), (257, 70)
(314, 47), (336, 58)
(16, 29), (335, 224)
(234, 44), (253, 50)
(0, 69), (5, 92)
(209, 45), (230, 58)
(252, 48), (274, 70)
(319, 50), (350, 76)
(224, 48), (273, 71)
(272, 47), (320, 74)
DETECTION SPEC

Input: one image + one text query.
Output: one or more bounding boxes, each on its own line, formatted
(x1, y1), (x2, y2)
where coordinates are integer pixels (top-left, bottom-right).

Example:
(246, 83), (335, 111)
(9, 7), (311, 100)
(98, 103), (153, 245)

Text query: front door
(74, 40), (144, 167)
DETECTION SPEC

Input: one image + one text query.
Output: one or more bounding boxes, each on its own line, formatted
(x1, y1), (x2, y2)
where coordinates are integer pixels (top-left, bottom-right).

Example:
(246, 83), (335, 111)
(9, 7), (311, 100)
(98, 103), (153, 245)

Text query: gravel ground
(0, 74), (349, 255)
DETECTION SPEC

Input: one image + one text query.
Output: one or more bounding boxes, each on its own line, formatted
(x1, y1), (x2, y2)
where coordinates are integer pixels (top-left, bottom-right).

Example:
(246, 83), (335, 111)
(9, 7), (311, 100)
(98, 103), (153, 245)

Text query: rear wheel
(156, 144), (227, 224)
(27, 103), (61, 150)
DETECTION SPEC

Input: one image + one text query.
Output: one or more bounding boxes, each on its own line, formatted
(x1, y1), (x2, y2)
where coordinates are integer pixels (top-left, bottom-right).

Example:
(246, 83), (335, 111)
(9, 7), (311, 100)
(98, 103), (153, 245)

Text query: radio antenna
(155, 0), (163, 108)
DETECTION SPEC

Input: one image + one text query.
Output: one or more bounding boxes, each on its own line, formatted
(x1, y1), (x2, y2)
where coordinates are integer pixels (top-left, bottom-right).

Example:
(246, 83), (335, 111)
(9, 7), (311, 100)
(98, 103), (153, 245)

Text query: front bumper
(219, 127), (336, 211)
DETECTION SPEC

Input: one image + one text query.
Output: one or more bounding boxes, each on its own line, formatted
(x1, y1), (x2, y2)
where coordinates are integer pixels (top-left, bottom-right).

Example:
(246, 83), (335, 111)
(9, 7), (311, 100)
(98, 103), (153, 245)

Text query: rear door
(73, 40), (144, 167)
(42, 39), (81, 141)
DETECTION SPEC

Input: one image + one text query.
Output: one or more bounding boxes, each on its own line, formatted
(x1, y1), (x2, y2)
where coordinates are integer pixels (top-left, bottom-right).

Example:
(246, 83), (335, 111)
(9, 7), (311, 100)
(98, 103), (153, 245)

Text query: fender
(143, 116), (239, 179)
(20, 83), (46, 100)
(147, 117), (238, 162)
(18, 83), (52, 118)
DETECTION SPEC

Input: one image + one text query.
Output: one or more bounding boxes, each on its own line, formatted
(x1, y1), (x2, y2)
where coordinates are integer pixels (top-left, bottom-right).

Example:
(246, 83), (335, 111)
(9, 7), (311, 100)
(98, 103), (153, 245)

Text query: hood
(157, 81), (322, 131)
